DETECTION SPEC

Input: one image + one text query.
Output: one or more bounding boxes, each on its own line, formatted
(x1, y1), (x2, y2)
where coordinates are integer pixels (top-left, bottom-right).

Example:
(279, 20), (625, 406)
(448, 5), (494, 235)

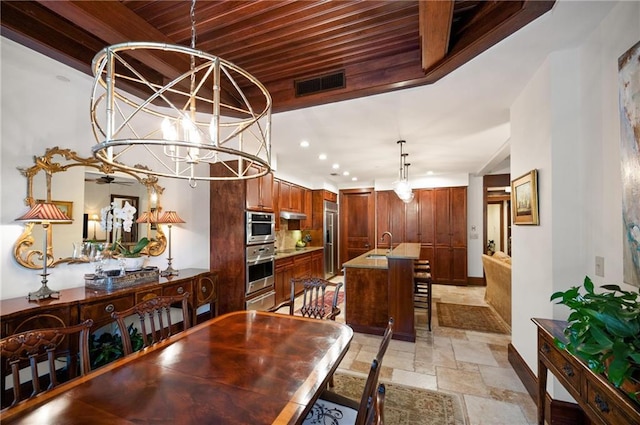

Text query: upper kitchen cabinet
(246, 164), (274, 212)
(433, 187), (467, 285)
(278, 180), (303, 213)
(301, 188), (312, 229)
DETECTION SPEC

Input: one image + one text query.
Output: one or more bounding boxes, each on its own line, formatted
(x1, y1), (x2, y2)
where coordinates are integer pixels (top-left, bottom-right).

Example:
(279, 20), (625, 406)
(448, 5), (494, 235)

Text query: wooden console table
(0, 268), (217, 336)
(533, 318), (640, 425)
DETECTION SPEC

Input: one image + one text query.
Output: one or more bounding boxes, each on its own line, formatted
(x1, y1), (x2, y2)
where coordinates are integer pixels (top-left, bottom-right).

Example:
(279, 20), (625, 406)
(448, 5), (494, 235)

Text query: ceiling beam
(419, 0), (454, 72)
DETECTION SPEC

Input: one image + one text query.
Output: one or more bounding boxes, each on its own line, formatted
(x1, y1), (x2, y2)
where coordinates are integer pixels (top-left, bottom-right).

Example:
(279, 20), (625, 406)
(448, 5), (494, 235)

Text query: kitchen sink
(365, 254), (387, 259)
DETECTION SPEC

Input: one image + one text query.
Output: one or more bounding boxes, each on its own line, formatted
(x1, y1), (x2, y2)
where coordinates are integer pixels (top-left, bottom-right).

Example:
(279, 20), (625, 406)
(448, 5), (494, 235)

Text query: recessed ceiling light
(351, 177), (358, 181)
(318, 153), (327, 160)
(427, 170), (434, 175)
(342, 171), (349, 176)
(300, 140), (309, 148)
(332, 163), (340, 169)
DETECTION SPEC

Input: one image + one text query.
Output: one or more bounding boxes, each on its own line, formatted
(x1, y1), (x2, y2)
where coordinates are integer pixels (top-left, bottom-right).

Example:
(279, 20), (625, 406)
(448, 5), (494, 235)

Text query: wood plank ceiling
(1, 1), (554, 113)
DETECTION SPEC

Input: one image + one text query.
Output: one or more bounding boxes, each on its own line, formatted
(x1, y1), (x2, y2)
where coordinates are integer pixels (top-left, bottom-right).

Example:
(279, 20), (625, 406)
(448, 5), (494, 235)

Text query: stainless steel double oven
(245, 212), (276, 310)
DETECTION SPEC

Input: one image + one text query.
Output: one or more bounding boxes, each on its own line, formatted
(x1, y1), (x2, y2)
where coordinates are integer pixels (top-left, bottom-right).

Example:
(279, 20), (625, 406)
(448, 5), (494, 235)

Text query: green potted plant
(550, 276), (640, 402)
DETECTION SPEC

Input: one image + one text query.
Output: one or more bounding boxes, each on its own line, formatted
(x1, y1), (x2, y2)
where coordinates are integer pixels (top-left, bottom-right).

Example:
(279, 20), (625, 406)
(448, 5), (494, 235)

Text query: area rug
(436, 302), (509, 334)
(295, 290), (345, 315)
(329, 373), (466, 425)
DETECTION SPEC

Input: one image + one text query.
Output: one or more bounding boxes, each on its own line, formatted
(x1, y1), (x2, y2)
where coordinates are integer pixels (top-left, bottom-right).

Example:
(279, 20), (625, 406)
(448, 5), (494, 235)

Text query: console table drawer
(163, 281), (191, 298)
(585, 376), (638, 425)
(81, 296), (135, 327)
(538, 332), (582, 394)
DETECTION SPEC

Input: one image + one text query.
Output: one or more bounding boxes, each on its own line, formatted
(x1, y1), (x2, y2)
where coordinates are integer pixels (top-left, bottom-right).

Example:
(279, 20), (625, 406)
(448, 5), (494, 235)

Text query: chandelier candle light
(156, 211), (185, 276)
(15, 203), (72, 301)
(89, 0), (272, 185)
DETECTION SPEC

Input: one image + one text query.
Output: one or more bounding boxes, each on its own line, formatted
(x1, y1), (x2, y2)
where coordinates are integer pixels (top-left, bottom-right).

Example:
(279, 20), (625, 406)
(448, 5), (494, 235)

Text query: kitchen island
(342, 243), (420, 341)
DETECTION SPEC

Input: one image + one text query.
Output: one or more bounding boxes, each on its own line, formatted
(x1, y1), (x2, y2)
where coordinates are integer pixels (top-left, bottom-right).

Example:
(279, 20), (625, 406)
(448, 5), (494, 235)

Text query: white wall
(0, 38), (210, 300)
(510, 0), (640, 401)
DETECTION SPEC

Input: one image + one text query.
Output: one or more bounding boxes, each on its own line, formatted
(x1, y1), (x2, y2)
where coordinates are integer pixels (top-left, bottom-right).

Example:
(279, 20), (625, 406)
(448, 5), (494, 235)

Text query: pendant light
(393, 140), (413, 202)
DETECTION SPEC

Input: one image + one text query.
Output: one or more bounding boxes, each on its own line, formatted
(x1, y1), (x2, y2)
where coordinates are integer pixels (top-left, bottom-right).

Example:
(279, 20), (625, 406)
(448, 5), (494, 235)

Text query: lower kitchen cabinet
(274, 249), (324, 304)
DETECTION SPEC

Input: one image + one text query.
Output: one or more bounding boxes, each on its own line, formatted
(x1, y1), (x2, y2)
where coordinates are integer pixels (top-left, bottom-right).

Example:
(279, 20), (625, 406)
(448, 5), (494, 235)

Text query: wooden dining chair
(303, 318), (394, 425)
(269, 277), (343, 321)
(0, 318), (93, 409)
(111, 292), (190, 355)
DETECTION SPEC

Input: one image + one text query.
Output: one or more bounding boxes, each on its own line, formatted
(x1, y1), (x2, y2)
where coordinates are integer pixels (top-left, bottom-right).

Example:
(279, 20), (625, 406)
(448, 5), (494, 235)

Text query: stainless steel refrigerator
(323, 200), (339, 278)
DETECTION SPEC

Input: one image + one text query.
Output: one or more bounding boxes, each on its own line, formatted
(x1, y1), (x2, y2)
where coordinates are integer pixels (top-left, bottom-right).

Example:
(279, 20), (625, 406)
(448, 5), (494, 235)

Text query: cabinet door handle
(541, 343), (550, 354)
(562, 364), (574, 377)
(201, 286), (208, 293)
(105, 304), (115, 313)
(177, 286), (184, 294)
(594, 394), (609, 413)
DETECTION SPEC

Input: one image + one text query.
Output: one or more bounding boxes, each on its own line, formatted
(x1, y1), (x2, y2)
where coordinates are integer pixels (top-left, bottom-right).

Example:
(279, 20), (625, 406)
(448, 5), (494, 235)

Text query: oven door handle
(247, 256), (274, 266)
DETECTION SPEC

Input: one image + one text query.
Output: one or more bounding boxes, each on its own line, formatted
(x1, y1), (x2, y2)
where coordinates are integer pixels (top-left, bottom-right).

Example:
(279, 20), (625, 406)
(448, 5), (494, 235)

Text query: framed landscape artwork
(618, 40), (640, 288)
(511, 170), (539, 225)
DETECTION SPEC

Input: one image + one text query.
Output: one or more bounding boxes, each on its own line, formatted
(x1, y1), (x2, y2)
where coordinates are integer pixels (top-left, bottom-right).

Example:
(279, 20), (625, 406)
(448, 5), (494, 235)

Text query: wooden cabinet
(246, 165), (274, 212)
(372, 187), (466, 284)
(0, 270), (218, 338)
(534, 318), (640, 425)
(311, 250), (323, 277)
(433, 187), (467, 285)
(376, 190), (419, 248)
(277, 179), (304, 213)
(274, 249), (324, 304)
(301, 188), (313, 229)
(312, 189), (337, 230)
(275, 257), (295, 304)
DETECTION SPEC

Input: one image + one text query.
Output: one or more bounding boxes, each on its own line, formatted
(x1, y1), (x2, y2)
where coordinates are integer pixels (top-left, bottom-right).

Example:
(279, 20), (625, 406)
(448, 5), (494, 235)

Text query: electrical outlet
(595, 256), (604, 277)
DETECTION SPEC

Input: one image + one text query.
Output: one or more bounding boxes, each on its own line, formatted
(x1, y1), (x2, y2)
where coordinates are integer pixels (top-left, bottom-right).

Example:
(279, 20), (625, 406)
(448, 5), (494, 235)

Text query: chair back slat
(0, 319), (93, 409)
(270, 277), (343, 321)
(112, 293), (190, 355)
(355, 318), (394, 425)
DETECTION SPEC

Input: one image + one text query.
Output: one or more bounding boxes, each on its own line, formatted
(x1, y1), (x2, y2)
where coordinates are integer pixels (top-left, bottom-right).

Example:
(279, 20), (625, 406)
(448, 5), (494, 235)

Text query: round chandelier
(90, 1), (271, 185)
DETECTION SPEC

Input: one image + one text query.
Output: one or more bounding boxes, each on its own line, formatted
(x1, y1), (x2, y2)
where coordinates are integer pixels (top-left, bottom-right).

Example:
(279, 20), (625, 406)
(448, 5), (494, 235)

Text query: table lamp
(90, 213), (100, 239)
(156, 211), (185, 277)
(16, 203), (72, 301)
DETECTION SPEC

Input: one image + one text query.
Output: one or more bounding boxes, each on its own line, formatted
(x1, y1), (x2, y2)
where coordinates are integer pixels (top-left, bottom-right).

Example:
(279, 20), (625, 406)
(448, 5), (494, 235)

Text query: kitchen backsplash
(275, 220), (321, 251)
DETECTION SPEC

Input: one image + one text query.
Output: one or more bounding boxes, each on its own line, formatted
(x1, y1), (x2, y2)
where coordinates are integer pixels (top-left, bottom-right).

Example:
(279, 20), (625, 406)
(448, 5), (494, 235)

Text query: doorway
(483, 174), (511, 256)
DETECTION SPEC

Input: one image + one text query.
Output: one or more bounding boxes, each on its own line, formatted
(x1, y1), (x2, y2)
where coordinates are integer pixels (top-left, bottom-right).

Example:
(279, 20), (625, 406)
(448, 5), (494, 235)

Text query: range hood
(280, 210), (307, 220)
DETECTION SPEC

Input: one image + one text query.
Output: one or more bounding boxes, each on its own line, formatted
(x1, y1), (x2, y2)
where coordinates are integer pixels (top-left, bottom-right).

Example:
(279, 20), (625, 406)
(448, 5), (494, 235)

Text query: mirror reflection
(14, 147), (166, 270)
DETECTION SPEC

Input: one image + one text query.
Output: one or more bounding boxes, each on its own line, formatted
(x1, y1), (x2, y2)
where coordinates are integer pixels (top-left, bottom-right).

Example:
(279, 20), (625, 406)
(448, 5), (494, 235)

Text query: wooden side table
(533, 318), (640, 425)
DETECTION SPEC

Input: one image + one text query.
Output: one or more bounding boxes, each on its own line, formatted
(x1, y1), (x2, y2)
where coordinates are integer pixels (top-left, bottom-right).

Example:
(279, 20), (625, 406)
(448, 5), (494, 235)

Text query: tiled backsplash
(275, 219), (321, 251)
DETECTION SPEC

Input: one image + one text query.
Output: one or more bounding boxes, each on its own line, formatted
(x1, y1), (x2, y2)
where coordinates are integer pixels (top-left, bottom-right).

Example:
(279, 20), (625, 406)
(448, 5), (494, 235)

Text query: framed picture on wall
(511, 170), (539, 225)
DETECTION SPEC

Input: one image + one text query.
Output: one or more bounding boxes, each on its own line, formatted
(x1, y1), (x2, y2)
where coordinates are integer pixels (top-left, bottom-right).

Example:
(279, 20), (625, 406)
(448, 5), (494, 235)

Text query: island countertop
(342, 242), (420, 269)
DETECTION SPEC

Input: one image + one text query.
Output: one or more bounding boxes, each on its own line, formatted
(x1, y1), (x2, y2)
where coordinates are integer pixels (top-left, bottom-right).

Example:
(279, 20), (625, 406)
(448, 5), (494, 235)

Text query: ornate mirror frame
(14, 146), (167, 269)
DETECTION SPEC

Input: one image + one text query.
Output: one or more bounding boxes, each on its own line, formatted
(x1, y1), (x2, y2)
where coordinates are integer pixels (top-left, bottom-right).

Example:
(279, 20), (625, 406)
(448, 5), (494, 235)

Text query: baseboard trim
(508, 343), (588, 425)
(466, 276), (485, 286)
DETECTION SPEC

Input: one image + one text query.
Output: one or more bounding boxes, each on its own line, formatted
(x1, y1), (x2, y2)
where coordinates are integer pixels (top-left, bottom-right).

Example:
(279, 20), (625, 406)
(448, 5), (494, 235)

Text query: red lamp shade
(156, 211), (185, 224)
(16, 203), (72, 223)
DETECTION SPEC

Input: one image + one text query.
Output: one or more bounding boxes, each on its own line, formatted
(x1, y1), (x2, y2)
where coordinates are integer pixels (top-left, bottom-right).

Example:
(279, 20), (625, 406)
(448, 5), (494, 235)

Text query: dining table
(1, 310), (353, 424)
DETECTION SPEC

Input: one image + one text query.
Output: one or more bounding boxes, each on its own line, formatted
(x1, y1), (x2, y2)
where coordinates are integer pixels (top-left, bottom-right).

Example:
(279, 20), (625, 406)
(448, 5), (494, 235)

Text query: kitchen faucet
(380, 231), (393, 252)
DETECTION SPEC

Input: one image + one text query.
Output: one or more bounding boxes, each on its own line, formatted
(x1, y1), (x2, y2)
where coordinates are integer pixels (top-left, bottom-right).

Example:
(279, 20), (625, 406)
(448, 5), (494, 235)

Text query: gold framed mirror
(14, 146), (167, 269)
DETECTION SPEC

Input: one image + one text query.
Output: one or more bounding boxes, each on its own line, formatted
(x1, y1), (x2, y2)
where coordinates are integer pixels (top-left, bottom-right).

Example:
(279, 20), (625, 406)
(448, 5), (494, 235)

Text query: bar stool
(414, 260), (432, 331)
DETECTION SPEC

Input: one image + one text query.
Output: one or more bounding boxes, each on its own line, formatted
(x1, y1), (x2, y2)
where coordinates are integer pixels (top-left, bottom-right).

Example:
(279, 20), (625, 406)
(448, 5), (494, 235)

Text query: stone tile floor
(330, 281), (538, 425)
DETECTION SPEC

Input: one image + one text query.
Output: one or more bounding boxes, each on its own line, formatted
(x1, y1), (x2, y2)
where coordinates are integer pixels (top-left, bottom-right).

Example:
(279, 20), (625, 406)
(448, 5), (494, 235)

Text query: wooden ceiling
(1, 1), (554, 113)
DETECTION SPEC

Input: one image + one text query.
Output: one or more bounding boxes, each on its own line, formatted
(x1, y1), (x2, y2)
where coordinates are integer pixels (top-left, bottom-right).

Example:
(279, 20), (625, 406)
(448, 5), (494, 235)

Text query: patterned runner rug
(295, 290), (344, 315)
(436, 302), (509, 334)
(329, 373), (466, 425)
